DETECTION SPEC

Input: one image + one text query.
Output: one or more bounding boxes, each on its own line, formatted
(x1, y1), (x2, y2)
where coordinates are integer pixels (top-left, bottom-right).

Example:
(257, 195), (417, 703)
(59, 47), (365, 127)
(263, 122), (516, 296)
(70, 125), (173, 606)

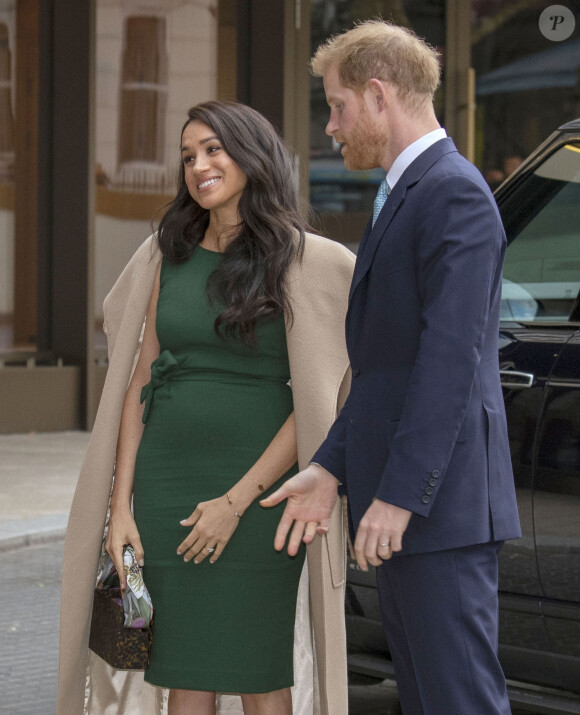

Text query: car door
(496, 135), (580, 691)
(534, 329), (580, 693)
(498, 324), (565, 688)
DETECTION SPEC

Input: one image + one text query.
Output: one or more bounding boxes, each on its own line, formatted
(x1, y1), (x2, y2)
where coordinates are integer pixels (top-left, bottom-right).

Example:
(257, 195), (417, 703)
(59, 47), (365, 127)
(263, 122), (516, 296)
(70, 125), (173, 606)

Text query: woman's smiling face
(181, 119), (247, 217)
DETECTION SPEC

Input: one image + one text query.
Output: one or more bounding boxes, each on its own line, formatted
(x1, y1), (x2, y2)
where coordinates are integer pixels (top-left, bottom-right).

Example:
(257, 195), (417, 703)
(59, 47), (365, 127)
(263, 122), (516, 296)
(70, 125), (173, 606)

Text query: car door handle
(500, 370), (534, 389)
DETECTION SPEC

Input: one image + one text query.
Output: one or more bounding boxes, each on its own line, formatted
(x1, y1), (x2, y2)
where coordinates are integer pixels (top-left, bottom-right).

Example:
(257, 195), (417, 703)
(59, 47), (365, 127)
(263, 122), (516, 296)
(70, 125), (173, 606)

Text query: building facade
(0, 0), (579, 431)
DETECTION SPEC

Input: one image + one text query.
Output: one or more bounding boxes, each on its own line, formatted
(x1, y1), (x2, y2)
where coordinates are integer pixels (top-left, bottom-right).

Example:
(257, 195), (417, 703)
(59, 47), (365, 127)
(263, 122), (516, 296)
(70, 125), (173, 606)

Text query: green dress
(133, 246), (304, 693)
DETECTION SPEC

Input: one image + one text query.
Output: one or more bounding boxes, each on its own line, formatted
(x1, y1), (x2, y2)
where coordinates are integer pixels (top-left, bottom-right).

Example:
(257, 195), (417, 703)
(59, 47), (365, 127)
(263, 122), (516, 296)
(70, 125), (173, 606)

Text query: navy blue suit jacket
(313, 138), (521, 555)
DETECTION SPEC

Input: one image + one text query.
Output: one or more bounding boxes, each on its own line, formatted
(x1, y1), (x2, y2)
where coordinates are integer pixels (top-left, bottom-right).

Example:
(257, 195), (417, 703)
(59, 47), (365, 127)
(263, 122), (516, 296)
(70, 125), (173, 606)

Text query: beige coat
(57, 232), (354, 715)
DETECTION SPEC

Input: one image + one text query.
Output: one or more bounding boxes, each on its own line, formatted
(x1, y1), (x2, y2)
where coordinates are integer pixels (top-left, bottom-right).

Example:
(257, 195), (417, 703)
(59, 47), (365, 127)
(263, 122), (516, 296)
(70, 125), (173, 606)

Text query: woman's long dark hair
(157, 100), (307, 345)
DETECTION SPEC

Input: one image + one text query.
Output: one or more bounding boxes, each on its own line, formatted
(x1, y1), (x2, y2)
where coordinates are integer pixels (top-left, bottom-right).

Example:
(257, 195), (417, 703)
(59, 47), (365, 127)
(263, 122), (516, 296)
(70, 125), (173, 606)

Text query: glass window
(0, 18), (13, 345)
(0, 5), (15, 351)
(501, 143), (580, 323)
(472, 2), (580, 189)
(309, 0), (446, 247)
(118, 16), (168, 171)
(0, 21), (13, 161)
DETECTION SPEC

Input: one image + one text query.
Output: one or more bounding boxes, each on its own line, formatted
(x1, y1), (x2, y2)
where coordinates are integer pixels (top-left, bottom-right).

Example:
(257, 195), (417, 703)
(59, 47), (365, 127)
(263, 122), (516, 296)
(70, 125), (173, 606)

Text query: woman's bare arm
(105, 265), (161, 588)
(177, 411), (299, 564)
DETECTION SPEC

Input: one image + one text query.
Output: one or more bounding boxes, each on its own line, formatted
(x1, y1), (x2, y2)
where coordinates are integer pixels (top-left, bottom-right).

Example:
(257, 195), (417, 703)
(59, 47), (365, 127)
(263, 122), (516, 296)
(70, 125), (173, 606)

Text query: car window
(500, 143), (580, 323)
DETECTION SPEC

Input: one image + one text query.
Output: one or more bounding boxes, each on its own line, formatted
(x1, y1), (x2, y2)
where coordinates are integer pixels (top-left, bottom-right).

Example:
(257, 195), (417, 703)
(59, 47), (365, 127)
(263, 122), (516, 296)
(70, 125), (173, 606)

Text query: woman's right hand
(105, 507), (145, 591)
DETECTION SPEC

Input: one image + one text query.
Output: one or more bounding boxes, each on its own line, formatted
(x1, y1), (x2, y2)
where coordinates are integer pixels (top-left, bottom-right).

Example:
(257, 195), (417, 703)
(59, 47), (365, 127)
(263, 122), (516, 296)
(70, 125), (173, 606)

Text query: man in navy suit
(263, 20), (521, 714)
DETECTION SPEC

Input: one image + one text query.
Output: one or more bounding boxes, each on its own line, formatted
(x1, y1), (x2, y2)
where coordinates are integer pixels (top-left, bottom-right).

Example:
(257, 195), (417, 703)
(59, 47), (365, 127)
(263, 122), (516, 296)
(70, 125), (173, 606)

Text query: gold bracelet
(247, 474), (264, 492)
(226, 492), (242, 518)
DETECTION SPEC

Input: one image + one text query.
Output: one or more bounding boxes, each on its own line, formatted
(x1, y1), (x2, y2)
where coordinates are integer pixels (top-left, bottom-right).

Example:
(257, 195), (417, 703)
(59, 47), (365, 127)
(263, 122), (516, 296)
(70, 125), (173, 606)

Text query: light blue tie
(372, 179), (390, 227)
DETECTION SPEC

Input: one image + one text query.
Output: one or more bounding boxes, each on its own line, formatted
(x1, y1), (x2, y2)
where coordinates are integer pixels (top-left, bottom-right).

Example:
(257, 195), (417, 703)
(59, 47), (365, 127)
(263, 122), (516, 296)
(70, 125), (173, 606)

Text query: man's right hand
(260, 464), (340, 556)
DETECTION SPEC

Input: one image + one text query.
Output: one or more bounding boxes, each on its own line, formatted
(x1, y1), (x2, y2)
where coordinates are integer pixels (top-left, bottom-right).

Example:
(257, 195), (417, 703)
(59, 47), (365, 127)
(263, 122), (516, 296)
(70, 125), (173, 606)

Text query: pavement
(0, 431), (90, 551)
(0, 540), (64, 714)
(0, 432), (89, 715)
(0, 430), (408, 714)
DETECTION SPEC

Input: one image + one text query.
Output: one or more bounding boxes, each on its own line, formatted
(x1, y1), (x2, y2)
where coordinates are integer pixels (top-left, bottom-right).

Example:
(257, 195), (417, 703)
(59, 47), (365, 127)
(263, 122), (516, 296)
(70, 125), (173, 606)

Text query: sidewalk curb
(0, 528), (66, 552)
(0, 514), (68, 553)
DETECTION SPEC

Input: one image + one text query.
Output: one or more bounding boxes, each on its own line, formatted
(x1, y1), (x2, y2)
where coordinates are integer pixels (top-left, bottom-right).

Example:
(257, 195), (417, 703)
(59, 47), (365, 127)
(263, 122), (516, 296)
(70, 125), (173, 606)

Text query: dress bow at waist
(140, 349), (180, 423)
(140, 348), (291, 423)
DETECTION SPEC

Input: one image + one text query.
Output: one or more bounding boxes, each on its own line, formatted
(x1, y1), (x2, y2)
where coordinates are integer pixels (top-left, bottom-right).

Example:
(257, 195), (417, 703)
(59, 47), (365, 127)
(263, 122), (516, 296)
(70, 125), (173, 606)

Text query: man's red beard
(341, 100), (388, 171)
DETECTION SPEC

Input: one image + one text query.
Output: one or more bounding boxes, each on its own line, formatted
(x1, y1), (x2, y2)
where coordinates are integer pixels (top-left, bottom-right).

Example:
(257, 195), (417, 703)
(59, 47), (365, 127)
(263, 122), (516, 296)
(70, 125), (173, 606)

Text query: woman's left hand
(177, 496), (241, 564)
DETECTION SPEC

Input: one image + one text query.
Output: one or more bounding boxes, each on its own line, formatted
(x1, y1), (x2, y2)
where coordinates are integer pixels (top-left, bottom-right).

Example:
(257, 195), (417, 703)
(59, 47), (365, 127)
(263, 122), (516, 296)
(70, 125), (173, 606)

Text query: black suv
(346, 119), (580, 714)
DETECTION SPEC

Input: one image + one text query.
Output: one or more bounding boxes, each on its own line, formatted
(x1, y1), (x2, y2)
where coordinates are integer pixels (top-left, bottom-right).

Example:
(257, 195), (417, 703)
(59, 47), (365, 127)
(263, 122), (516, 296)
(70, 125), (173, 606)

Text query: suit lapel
(349, 219), (370, 302)
(348, 138), (458, 302)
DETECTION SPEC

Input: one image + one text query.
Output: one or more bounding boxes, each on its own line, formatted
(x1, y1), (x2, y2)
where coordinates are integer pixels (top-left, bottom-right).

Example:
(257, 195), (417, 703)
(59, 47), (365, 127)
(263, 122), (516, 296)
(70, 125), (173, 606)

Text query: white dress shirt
(386, 128), (447, 192)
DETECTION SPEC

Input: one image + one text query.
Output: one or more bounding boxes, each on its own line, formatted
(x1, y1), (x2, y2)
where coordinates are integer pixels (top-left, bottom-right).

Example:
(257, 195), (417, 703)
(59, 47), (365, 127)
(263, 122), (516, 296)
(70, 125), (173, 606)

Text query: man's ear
(367, 78), (389, 112)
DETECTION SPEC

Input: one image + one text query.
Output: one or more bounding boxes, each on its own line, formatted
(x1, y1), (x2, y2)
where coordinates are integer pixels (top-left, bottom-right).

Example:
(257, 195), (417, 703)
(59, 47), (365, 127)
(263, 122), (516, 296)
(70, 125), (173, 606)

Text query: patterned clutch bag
(89, 545), (154, 670)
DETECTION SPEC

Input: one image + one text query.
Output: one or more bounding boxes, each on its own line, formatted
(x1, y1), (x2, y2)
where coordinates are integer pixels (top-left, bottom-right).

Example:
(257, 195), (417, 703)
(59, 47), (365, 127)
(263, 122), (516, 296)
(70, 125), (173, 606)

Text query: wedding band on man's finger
(379, 542), (390, 547)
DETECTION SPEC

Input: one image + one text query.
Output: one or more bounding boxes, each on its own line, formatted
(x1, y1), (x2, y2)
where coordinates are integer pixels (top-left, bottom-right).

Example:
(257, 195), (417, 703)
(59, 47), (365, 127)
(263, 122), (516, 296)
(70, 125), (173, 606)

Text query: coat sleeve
(291, 234), (354, 488)
(311, 401), (350, 487)
(375, 174), (505, 515)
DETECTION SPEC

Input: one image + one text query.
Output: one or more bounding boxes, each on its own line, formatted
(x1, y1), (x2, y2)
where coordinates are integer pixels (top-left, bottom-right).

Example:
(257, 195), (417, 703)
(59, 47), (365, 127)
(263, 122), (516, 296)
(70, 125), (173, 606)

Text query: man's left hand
(354, 499), (412, 570)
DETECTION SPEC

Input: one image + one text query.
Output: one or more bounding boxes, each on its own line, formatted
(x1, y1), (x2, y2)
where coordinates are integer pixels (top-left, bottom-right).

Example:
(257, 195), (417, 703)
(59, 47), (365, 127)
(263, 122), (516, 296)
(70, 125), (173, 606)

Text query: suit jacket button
(422, 495), (430, 504)
(352, 367), (360, 377)
(431, 469), (440, 478)
(429, 478), (437, 487)
(426, 487), (433, 495)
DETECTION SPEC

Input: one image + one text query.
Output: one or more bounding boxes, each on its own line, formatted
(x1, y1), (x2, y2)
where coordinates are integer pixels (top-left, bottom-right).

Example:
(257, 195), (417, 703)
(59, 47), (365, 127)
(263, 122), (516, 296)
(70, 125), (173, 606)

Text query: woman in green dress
(104, 101), (326, 715)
